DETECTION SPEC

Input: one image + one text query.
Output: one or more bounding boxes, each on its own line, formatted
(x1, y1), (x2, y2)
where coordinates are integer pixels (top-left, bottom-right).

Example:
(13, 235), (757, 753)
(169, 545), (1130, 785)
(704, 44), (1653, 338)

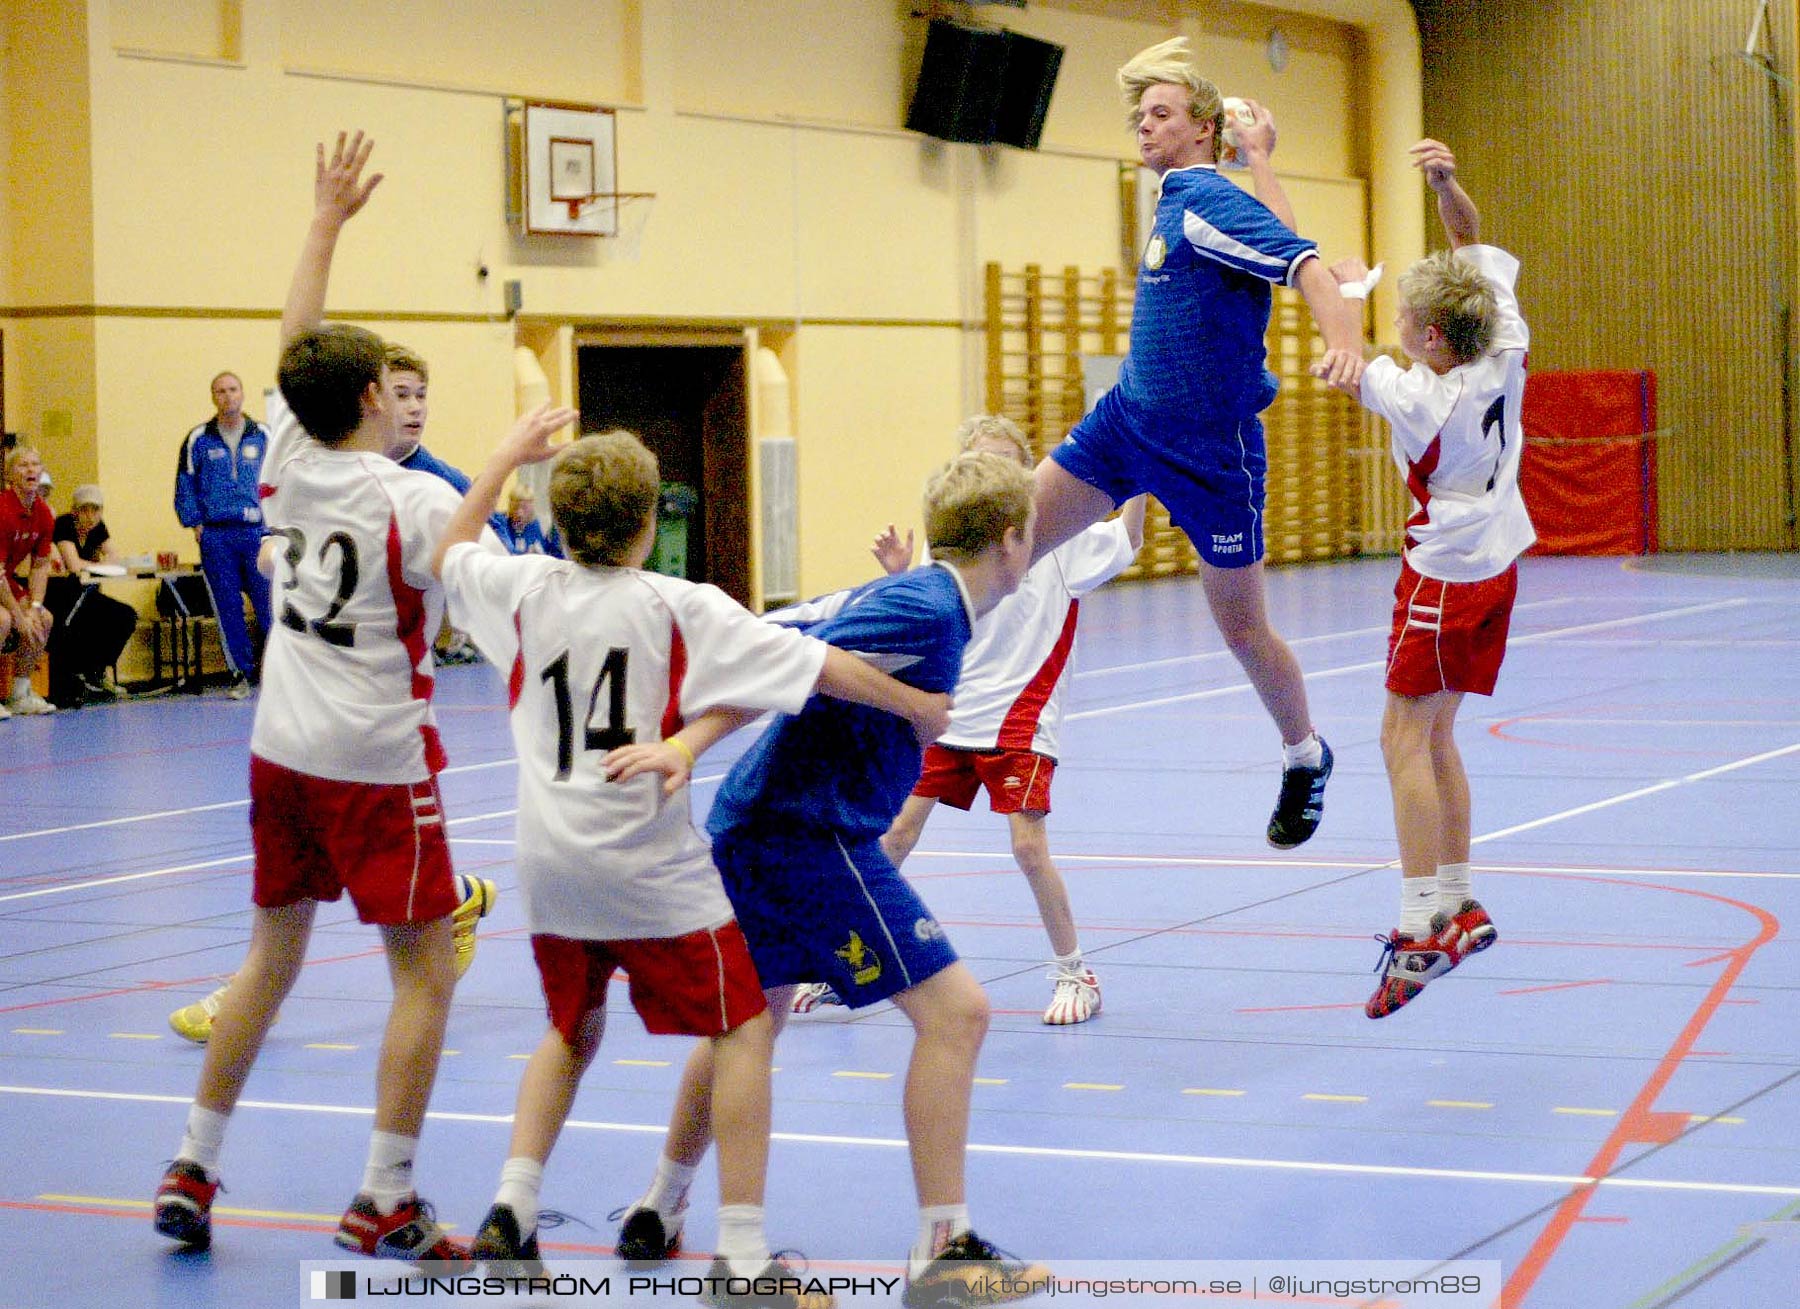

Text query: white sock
(1399, 876), (1439, 939)
(1282, 732), (1323, 770)
(494, 1156), (544, 1236)
(716, 1204), (769, 1278)
(910, 1204), (971, 1277)
(11, 676), (30, 702)
(1437, 861), (1473, 910)
(177, 1104), (230, 1177)
(641, 1155), (696, 1225)
(360, 1131), (418, 1213)
(1053, 946), (1084, 975)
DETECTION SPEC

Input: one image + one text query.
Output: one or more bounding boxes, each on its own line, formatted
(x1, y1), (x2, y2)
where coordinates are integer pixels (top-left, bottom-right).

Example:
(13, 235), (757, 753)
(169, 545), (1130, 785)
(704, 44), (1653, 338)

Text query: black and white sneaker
(1266, 737), (1333, 849)
(904, 1231), (1051, 1307)
(611, 1204), (682, 1265)
(470, 1202), (542, 1273)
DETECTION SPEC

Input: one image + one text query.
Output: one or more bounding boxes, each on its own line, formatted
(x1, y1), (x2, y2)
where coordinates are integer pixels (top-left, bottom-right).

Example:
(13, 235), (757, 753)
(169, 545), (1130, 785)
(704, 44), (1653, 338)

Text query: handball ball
(1218, 97), (1256, 169)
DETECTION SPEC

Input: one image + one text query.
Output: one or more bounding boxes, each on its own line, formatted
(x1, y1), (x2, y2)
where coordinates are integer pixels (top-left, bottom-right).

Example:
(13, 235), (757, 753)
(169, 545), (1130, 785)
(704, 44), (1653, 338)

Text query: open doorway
(575, 340), (750, 603)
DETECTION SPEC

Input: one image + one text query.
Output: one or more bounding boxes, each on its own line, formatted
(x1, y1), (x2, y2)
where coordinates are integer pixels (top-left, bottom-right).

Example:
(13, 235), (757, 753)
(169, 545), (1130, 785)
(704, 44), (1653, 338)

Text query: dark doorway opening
(575, 344), (750, 603)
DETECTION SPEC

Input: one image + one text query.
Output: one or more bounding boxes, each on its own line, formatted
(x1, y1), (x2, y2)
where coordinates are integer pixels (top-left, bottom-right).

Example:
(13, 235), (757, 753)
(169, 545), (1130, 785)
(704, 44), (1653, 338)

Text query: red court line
(1500, 874), (1780, 1308)
(0, 736), (246, 779)
(1236, 1003), (1364, 1014)
(1494, 980), (1611, 997)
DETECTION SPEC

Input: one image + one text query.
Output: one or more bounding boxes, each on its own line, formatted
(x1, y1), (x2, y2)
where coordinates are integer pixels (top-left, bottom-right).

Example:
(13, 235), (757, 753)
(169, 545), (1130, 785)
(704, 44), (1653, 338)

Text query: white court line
(0, 757), (517, 845)
(905, 851), (1800, 881)
(1067, 597), (1751, 722)
(0, 803), (527, 905)
(1074, 597), (1573, 680)
(3, 1084), (1792, 1199)
(1471, 741), (1800, 845)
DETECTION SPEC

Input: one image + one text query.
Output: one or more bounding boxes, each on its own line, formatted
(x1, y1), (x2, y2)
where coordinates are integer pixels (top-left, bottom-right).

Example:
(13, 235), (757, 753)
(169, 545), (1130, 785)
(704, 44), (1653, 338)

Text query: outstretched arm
(431, 403), (578, 577)
(604, 706), (763, 795)
(281, 131), (384, 347)
(1414, 139), (1479, 248)
(1296, 257), (1366, 389)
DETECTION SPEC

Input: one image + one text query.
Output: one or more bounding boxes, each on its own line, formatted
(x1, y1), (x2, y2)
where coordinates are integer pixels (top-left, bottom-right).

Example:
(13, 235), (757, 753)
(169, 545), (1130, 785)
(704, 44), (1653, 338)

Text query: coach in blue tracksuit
(173, 371), (271, 692)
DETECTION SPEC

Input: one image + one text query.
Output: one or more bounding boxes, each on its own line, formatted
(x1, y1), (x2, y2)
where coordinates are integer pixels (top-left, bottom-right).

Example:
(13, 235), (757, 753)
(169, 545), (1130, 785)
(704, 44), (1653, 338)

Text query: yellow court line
(833, 1071), (894, 1080)
(1064, 1083), (1124, 1092)
(41, 1194), (341, 1222)
(441, 1049), (459, 1056)
(1183, 1088), (1246, 1097)
(1687, 1114), (1745, 1125)
(12, 1028), (63, 1036)
(304, 1043), (358, 1051)
(1303, 1094), (1368, 1104)
(1554, 1107), (1619, 1117)
(107, 1033), (161, 1041)
(1428, 1100), (1495, 1110)
(507, 1053), (531, 1060)
(613, 1059), (672, 1068)
(973, 1078), (1009, 1086)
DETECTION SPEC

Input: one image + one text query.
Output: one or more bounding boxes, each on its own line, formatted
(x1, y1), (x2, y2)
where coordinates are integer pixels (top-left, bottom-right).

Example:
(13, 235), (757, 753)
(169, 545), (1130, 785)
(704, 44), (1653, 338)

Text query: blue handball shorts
(712, 823), (959, 1008)
(1051, 386), (1268, 568)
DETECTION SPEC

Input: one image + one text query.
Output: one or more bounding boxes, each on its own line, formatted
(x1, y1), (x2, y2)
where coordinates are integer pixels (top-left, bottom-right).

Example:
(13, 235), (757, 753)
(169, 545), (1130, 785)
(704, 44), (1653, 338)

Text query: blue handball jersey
(708, 562), (976, 841)
(1118, 164), (1318, 422)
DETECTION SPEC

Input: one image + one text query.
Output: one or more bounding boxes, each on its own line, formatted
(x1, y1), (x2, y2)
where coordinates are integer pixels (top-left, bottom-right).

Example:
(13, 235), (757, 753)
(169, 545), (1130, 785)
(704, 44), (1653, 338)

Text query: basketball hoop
(554, 190), (655, 237)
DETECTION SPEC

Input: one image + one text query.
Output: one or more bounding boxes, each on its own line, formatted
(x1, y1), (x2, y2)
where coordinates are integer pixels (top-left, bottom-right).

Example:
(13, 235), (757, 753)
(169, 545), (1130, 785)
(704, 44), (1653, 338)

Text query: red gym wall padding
(1519, 370), (1658, 555)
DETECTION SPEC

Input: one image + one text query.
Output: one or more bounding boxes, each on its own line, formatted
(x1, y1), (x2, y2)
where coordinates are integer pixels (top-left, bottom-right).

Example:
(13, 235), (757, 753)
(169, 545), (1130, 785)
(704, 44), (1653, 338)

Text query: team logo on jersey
(914, 916), (945, 943)
(1143, 233), (1167, 271)
(836, 930), (882, 985)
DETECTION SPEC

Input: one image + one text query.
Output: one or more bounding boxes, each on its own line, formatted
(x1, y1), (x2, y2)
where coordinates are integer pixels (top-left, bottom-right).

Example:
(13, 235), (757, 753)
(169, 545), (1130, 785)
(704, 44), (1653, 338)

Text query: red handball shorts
(913, 744), (1056, 815)
(1385, 559), (1518, 697)
(530, 921), (768, 1043)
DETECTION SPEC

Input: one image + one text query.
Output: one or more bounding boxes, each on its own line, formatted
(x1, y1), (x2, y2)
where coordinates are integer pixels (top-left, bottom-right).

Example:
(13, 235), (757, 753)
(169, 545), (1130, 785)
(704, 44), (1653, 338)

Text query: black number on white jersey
(1482, 394), (1507, 492)
(275, 526), (360, 647)
(541, 647), (636, 781)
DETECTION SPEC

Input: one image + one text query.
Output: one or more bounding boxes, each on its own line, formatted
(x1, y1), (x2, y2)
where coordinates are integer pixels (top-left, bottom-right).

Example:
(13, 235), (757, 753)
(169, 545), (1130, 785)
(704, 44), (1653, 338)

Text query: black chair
(153, 572), (219, 692)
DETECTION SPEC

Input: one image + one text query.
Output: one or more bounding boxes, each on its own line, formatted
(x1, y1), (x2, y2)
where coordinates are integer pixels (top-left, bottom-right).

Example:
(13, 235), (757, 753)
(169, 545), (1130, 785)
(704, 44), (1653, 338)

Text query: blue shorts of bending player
(713, 822), (959, 1009)
(1052, 385), (1268, 568)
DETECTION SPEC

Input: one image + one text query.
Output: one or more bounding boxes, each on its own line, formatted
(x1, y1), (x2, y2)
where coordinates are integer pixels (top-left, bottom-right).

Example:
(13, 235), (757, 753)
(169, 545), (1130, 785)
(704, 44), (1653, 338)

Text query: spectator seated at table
(47, 484), (140, 706)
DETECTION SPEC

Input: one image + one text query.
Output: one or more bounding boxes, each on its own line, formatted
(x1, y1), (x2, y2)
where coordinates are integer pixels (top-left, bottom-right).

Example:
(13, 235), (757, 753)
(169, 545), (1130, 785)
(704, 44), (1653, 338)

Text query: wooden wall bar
(1415, 0), (1800, 550)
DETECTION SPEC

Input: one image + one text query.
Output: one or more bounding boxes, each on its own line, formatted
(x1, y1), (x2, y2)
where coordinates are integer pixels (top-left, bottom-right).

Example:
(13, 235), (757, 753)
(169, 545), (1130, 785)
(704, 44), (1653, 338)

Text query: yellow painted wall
(792, 324), (966, 596)
(7, 0), (1376, 584)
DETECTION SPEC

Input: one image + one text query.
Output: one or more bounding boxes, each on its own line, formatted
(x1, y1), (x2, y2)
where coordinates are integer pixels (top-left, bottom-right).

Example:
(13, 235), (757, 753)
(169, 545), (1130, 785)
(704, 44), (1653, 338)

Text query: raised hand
(315, 130), (383, 224)
(869, 524), (916, 575)
(1233, 97), (1278, 162)
(1410, 139), (1458, 191)
(497, 403), (580, 469)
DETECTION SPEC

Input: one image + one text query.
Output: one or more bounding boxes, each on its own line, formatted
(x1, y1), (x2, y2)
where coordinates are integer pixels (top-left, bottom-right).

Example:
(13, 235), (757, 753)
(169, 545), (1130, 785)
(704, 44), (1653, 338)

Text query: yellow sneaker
(452, 875), (499, 980)
(168, 985), (229, 1044)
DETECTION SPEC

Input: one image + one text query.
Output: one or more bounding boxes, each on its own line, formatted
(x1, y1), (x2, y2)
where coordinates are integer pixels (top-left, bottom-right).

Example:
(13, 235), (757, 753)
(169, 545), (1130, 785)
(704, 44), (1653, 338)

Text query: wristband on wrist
(664, 736), (697, 770)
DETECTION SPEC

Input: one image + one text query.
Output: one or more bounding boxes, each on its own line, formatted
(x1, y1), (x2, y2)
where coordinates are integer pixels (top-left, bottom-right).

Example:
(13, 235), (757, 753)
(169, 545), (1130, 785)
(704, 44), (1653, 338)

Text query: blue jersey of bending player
(708, 561), (976, 842)
(1120, 164), (1319, 425)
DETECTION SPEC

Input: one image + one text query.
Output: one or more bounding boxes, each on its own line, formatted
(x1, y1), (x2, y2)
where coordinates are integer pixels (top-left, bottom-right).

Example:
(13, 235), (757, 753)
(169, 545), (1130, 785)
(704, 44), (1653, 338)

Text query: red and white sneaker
(1365, 919), (1455, 1019)
(154, 1160), (220, 1250)
(1439, 898), (1498, 965)
(335, 1193), (468, 1262)
(1043, 966), (1101, 1025)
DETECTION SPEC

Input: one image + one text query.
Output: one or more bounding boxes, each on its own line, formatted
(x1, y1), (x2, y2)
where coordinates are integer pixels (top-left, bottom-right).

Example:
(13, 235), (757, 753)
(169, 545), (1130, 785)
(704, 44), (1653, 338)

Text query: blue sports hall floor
(3, 553), (1796, 1308)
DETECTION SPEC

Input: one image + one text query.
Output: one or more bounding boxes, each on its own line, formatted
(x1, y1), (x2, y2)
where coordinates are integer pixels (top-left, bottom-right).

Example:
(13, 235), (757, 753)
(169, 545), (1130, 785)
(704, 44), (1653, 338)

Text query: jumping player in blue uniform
(1030, 37), (1367, 848)
(611, 451), (1053, 1309)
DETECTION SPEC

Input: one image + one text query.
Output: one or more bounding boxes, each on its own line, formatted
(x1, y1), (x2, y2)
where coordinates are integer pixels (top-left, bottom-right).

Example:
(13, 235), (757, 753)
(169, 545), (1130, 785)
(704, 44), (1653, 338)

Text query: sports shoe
(471, 1202), (543, 1273)
(6, 690), (57, 715)
(451, 875), (499, 980)
(1439, 898), (1498, 964)
(168, 984), (229, 1044)
(904, 1231), (1051, 1308)
(613, 1204), (682, 1264)
(1042, 966), (1101, 1025)
(698, 1254), (835, 1309)
(1365, 917), (1455, 1019)
(224, 675), (252, 701)
(153, 1160), (219, 1250)
(1267, 737), (1333, 848)
(0, 701), (11, 721)
(790, 981), (843, 1013)
(335, 1193), (468, 1262)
